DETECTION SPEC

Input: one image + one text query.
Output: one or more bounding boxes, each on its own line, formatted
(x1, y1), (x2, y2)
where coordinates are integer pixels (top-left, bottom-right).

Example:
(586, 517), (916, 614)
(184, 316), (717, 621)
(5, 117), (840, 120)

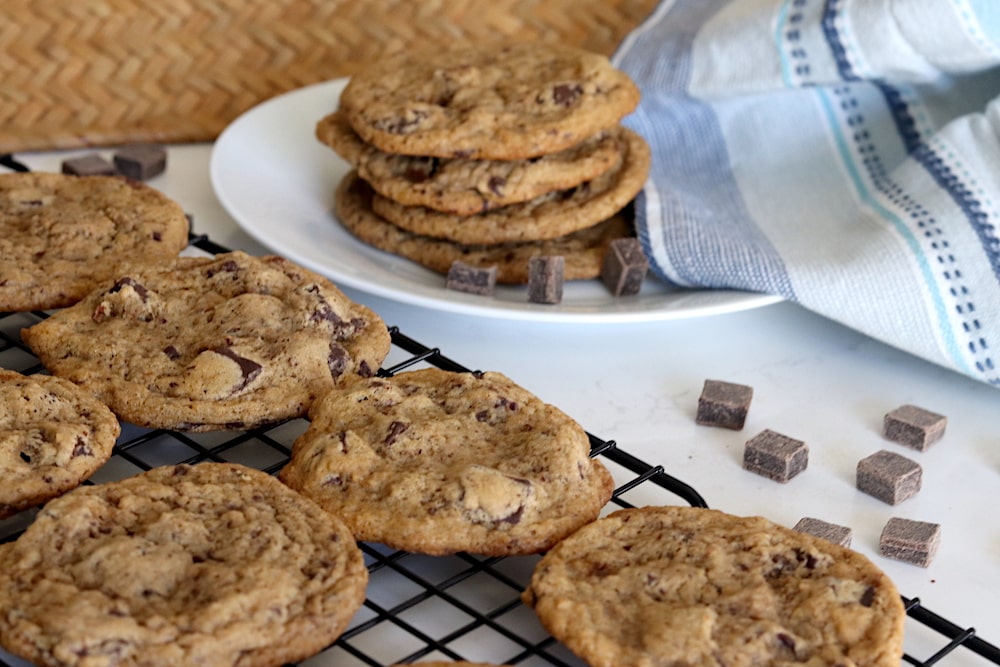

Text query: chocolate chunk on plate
(601, 237), (647, 296)
(61, 154), (116, 176)
(879, 517), (941, 567)
(793, 517), (852, 548)
(446, 261), (497, 296)
(113, 144), (167, 180)
(696, 379), (753, 430)
(856, 449), (921, 505)
(743, 429), (808, 482)
(527, 255), (565, 304)
(884, 404), (946, 451)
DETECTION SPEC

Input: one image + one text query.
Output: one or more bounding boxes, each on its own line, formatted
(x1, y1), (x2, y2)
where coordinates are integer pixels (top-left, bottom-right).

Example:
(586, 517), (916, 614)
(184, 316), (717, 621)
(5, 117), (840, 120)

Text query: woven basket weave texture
(1, 0), (657, 152)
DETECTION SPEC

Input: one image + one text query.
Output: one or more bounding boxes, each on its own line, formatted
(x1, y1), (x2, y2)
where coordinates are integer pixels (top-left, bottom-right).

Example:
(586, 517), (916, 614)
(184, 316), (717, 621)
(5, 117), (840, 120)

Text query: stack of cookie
(319, 41), (651, 285)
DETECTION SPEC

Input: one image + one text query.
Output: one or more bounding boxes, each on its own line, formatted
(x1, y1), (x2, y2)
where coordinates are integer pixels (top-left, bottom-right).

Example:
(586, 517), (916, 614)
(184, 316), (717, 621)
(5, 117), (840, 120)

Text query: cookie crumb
(743, 429), (808, 482)
(527, 256), (565, 304)
(879, 517), (940, 567)
(856, 450), (922, 505)
(446, 261), (497, 296)
(113, 144), (167, 180)
(61, 154), (116, 176)
(600, 237), (647, 296)
(793, 517), (852, 547)
(696, 379), (753, 430)
(884, 404), (946, 451)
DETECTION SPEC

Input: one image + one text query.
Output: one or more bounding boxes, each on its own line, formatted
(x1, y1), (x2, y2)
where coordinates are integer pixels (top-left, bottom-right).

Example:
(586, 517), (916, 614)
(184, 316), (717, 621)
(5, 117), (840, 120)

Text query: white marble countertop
(14, 145), (1000, 665)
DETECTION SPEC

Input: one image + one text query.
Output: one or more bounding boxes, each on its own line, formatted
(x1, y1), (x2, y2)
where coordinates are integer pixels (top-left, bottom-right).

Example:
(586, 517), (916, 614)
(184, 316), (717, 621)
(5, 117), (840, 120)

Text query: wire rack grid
(0, 232), (997, 667)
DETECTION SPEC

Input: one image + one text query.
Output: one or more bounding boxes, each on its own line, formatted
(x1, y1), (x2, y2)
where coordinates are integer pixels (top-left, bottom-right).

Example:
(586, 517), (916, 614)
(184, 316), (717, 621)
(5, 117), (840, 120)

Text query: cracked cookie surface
(21, 251), (390, 431)
(338, 42), (640, 160)
(0, 463), (368, 667)
(0, 172), (189, 312)
(0, 369), (120, 519)
(523, 506), (906, 667)
(280, 368), (614, 556)
(333, 172), (631, 284)
(317, 110), (623, 215)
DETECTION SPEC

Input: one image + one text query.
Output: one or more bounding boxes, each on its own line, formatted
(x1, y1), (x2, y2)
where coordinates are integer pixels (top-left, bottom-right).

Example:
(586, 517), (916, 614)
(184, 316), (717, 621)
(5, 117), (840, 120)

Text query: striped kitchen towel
(614, 0), (1000, 387)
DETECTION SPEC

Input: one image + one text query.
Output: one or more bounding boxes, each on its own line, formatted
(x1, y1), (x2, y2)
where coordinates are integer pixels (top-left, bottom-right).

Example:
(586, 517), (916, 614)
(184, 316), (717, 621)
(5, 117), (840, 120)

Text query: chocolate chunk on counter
(856, 449), (922, 505)
(793, 517), (852, 548)
(446, 261), (497, 296)
(527, 255), (565, 304)
(696, 379), (753, 430)
(601, 237), (648, 296)
(743, 429), (808, 482)
(884, 404), (947, 451)
(113, 144), (167, 180)
(61, 154), (116, 176)
(879, 517), (941, 567)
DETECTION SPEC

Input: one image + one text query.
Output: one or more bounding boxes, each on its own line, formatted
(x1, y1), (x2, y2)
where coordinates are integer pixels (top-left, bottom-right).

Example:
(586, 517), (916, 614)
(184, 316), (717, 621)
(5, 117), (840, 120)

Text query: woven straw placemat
(0, 0), (657, 153)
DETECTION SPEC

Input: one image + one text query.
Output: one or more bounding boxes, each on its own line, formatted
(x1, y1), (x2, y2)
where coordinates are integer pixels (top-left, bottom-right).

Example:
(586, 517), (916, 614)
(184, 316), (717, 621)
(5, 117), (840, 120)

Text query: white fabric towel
(614, 0), (1000, 387)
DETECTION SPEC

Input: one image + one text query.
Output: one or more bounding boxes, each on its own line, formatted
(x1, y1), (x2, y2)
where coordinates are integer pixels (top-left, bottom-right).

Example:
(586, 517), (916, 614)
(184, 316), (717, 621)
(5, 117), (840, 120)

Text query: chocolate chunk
(113, 144), (167, 180)
(793, 517), (852, 548)
(71, 437), (93, 458)
(328, 342), (349, 378)
(384, 420), (409, 446)
(600, 238), (648, 296)
(879, 517), (941, 567)
(61, 154), (116, 176)
(552, 83), (583, 107)
(446, 261), (497, 296)
(696, 379), (753, 430)
(743, 429), (808, 482)
(163, 345), (181, 360)
(856, 450), (921, 505)
(212, 347), (262, 392)
(884, 404), (946, 451)
(527, 256), (565, 305)
(487, 175), (506, 196)
(373, 108), (429, 135)
(109, 277), (148, 302)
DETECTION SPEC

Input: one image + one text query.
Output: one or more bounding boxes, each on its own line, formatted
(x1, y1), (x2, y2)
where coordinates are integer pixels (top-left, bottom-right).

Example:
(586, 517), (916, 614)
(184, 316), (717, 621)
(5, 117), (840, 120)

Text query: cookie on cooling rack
(337, 41), (640, 161)
(333, 172), (631, 284)
(21, 251), (391, 431)
(317, 110), (624, 215)
(523, 505), (906, 667)
(369, 127), (648, 245)
(0, 463), (368, 667)
(279, 367), (615, 556)
(0, 172), (189, 312)
(0, 369), (120, 519)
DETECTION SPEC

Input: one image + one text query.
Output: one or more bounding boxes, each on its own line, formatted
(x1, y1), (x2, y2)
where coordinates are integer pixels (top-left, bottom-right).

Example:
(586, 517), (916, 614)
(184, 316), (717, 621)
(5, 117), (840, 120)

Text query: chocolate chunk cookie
(0, 463), (368, 667)
(334, 171), (631, 284)
(338, 41), (640, 160)
(523, 506), (906, 667)
(279, 368), (615, 556)
(317, 110), (623, 215)
(0, 369), (120, 519)
(21, 251), (390, 431)
(0, 172), (189, 312)
(370, 127), (648, 244)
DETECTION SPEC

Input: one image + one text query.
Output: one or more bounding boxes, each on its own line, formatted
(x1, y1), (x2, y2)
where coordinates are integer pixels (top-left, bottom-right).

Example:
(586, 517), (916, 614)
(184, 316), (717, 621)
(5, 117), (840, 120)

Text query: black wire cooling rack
(0, 231), (998, 667)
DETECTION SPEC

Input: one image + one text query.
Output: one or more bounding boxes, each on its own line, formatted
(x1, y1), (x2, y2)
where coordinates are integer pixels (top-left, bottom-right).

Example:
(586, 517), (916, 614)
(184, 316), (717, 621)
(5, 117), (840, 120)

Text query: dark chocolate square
(879, 517), (940, 567)
(696, 379), (753, 430)
(743, 429), (808, 482)
(527, 255), (565, 304)
(856, 450), (922, 505)
(884, 404), (946, 451)
(600, 238), (648, 296)
(793, 517), (852, 547)
(446, 261), (497, 296)
(113, 144), (167, 180)
(61, 154), (116, 176)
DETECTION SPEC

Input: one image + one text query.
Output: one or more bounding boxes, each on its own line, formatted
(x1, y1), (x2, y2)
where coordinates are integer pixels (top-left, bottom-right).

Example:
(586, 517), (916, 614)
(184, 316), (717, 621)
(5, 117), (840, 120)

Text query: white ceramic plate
(209, 79), (782, 323)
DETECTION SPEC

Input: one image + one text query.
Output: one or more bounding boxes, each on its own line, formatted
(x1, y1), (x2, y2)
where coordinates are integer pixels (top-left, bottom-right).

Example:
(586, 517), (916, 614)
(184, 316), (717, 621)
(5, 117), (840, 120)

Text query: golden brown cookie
(334, 171), (632, 284)
(0, 369), (120, 519)
(370, 128), (649, 244)
(279, 368), (615, 556)
(317, 110), (623, 215)
(21, 251), (391, 431)
(523, 506), (906, 667)
(338, 41), (640, 160)
(0, 463), (368, 667)
(0, 172), (189, 312)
